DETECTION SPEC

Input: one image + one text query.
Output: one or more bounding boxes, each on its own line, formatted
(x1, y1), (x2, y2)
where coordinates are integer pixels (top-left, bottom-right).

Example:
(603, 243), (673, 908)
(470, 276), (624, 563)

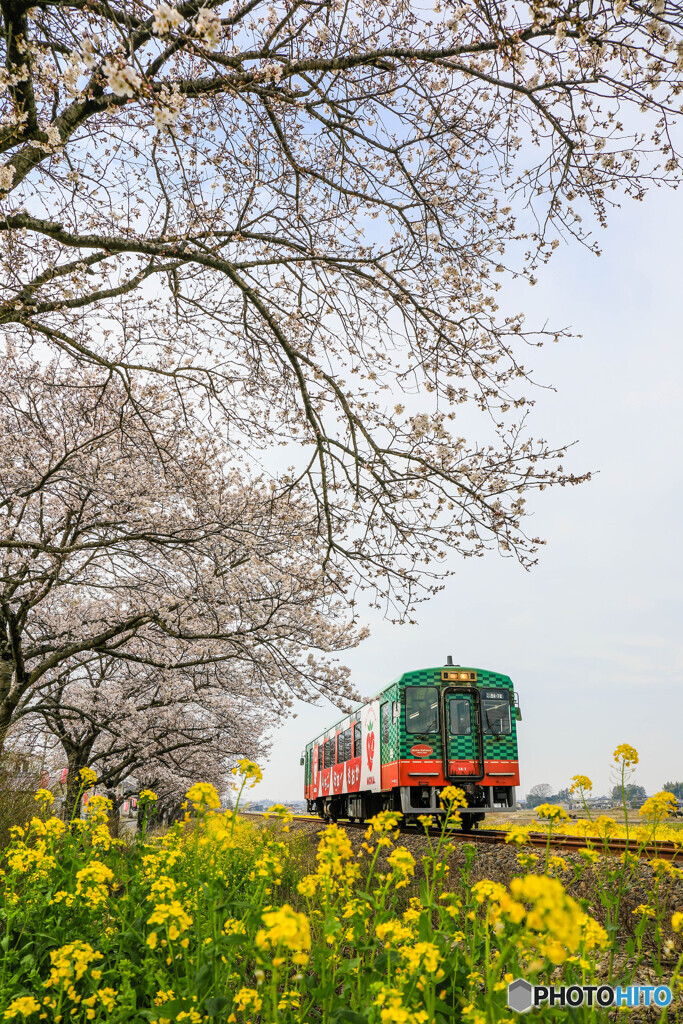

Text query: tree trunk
(0, 649), (16, 759)
(105, 790), (120, 838)
(62, 747), (93, 821)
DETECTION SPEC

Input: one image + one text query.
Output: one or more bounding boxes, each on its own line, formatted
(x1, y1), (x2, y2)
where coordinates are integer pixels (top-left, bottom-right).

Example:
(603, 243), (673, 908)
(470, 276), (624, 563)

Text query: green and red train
(303, 659), (521, 829)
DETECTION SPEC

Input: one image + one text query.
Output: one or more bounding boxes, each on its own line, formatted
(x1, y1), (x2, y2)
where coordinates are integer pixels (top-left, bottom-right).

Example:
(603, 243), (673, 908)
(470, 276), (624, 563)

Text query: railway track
(243, 812), (682, 861)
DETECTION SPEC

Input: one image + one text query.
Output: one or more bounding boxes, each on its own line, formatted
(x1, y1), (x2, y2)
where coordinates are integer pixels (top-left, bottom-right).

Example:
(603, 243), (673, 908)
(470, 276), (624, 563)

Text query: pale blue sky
(247, 184), (683, 803)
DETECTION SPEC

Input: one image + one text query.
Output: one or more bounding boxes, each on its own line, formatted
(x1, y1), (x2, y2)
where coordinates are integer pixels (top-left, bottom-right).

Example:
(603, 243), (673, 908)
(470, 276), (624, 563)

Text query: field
(1, 750), (682, 1023)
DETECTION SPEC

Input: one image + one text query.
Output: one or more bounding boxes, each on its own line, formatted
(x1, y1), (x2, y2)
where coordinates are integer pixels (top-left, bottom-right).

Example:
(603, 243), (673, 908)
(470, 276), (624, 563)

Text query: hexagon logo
(507, 979), (533, 1013)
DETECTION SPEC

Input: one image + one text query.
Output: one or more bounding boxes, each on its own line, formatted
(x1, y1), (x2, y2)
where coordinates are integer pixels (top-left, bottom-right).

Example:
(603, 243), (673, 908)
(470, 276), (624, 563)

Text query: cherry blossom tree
(0, 353), (361, 755)
(11, 0), (683, 600)
(22, 651), (265, 816)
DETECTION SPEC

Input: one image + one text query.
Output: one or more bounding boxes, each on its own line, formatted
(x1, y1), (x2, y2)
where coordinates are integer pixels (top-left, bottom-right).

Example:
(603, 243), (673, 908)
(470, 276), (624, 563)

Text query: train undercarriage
(308, 782), (516, 830)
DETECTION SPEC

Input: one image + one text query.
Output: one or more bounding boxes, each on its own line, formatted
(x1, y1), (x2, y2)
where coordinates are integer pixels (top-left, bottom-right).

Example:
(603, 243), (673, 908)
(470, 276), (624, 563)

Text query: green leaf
(204, 997), (231, 1017)
(371, 949), (400, 974)
(192, 962), (212, 988)
(331, 1009), (369, 1023)
(142, 999), (194, 1019)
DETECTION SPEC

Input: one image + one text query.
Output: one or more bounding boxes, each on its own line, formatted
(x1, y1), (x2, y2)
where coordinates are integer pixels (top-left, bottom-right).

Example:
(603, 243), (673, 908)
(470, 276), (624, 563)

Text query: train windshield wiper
(486, 710), (503, 738)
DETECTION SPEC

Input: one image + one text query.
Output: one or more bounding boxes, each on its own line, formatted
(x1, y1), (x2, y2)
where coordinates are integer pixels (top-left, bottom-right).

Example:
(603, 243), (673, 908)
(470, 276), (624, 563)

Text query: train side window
(324, 737), (335, 767)
(353, 722), (361, 757)
(405, 685), (440, 734)
(449, 698), (472, 735)
(317, 745), (322, 772)
(338, 728), (351, 763)
(482, 693), (512, 735)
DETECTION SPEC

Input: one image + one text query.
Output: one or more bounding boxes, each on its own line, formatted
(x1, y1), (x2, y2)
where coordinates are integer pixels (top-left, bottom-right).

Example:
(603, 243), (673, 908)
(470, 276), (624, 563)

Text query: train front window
(405, 686), (440, 734)
(448, 698), (472, 735)
(481, 692), (512, 735)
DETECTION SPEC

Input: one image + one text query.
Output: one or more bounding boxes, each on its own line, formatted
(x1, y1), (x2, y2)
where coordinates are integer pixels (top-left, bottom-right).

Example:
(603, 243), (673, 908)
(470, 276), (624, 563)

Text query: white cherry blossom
(103, 60), (142, 98)
(194, 7), (222, 49)
(152, 3), (184, 35)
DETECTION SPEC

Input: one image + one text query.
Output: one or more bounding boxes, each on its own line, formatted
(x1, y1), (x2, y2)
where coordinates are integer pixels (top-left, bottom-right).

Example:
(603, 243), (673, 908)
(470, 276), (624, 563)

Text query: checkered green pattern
(380, 687), (400, 764)
(482, 733), (517, 760)
(448, 733), (477, 758)
(388, 666), (519, 762)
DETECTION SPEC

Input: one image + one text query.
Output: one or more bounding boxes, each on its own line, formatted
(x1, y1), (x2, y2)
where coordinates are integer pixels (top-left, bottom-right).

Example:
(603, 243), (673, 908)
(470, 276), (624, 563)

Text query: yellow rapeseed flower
(147, 876), (178, 903)
(505, 827), (530, 847)
(387, 847), (415, 889)
(570, 775), (593, 794)
(3, 996), (41, 1019)
(472, 880), (508, 904)
(34, 788), (54, 807)
(79, 767), (98, 787)
(255, 904), (311, 953)
(509, 875), (586, 964)
(366, 810), (403, 835)
(185, 783), (221, 811)
(233, 988), (263, 1013)
(222, 918), (246, 937)
(440, 785), (468, 808)
(98, 989), (117, 1013)
(640, 791), (678, 820)
(139, 789), (158, 803)
(45, 942), (103, 989)
(315, 823), (354, 877)
(399, 941), (440, 974)
(75, 861), (114, 907)
(535, 804), (570, 822)
(84, 795), (111, 827)
(671, 912), (683, 933)
(375, 920), (412, 946)
(374, 987), (427, 1024)
(297, 874), (318, 899)
(649, 859), (683, 880)
(231, 760), (263, 787)
(516, 850), (538, 870)
(147, 901), (193, 942)
(613, 743), (639, 766)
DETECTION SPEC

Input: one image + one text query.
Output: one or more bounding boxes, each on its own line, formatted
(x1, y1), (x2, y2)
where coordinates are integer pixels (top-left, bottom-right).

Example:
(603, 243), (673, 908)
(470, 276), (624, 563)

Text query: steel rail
(243, 813), (682, 861)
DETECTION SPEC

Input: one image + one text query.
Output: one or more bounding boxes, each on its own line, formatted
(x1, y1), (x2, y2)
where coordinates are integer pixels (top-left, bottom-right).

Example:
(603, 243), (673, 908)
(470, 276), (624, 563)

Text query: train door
(445, 691), (483, 779)
(380, 698), (398, 789)
(380, 702), (391, 763)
